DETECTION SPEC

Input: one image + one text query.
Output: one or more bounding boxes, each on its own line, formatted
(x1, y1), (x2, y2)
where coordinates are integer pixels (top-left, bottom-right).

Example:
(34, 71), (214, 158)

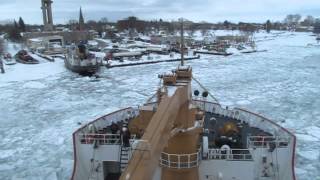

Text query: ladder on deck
(119, 146), (130, 172)
(89, 144), (98, 180)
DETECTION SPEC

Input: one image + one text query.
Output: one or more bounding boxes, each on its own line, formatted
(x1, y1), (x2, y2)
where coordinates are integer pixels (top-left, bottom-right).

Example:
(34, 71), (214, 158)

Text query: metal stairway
(119, 146), (130, 172)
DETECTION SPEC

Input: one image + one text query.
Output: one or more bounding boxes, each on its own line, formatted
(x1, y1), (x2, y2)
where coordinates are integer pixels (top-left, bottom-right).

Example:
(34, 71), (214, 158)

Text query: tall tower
(79, 7), (85, 31)
(41, 0), (54, 31)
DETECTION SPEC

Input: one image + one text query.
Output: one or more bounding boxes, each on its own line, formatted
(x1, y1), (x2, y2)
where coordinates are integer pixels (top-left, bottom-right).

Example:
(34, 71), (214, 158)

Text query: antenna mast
(180, 18), (185, 66)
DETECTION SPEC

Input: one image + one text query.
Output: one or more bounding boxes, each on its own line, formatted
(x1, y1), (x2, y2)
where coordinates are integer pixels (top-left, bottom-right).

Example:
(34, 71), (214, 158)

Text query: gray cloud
(0, 0), (320, 24)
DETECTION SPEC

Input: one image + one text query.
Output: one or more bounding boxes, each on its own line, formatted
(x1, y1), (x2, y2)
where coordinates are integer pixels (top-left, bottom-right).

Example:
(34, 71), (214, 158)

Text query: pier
(35, 53), (55, 62)
(194, 50), (233, 56)
(106, 55), (201, 68)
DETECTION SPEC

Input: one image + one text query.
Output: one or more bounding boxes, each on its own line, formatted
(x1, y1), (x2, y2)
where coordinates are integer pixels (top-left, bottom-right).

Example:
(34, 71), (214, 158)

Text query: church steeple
(79, 7), (85, 31)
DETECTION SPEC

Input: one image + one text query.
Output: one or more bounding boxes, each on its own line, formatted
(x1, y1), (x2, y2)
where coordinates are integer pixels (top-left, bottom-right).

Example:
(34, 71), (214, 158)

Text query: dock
(106, 55), (201, 68)
(35, 53), (55, 62)
(194, 50), (232, 56)
(241, 50), (268, 54)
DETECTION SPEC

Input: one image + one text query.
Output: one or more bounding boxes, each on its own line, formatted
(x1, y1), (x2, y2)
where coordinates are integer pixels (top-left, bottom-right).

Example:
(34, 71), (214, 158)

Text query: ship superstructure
(65, 44), (101, 75)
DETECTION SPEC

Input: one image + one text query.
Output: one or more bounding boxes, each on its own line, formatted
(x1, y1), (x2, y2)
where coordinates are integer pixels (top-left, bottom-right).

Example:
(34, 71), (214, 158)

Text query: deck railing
(79, 133), (121, 144)
(76, 107), (138, 135)
(205, 148), (253, 161)
(160, 151), (201, 169)
(79, 133), (136, 145)
(247, 136), (289, 148)
(192, 100), (292, 141)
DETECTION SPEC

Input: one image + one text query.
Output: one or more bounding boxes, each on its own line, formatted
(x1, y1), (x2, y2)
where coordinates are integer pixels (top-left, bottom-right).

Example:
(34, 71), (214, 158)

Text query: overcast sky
(0, 0), (320, 24)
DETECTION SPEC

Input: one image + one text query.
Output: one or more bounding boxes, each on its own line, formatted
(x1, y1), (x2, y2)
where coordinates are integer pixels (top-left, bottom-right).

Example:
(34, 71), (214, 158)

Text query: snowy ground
(0, 31), (320, 180)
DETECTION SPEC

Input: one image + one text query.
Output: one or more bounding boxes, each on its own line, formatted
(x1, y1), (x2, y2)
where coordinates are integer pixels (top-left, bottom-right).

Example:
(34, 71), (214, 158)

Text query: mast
(180, 18), (185, 66)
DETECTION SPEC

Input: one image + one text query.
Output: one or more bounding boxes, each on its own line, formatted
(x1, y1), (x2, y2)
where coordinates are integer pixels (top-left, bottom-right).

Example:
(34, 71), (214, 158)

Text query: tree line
(0, 17), (26, 41)
(1, 14), (320, 42)
(115, 15), (320, 35)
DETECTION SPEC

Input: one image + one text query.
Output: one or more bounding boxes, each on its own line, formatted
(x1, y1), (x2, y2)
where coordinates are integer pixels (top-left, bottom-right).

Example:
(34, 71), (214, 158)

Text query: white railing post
(159, 151), (201, 169)
(168, 154), (171, 168)
(207, 148), (253, 161)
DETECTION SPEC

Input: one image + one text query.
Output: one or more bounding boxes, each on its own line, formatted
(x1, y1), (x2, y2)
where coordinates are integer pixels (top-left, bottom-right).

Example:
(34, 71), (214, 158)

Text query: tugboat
(71, 20), (296, 180)
(15, 50), (39, 64)
(65, 44), (101, 76)
(2, 53), (16, 65)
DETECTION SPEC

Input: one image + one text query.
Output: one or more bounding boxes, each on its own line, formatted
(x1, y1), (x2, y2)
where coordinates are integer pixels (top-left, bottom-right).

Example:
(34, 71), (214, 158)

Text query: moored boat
(15, 50), (39, 64)
(65, 44), (101, 75)
(2, 53), (16, 65)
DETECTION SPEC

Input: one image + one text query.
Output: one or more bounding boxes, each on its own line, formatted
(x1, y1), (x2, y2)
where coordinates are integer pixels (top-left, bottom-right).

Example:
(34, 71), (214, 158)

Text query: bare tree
(314, 19), (320, 34)
(223, 20), (231, 29)
(266, 20), (272, 33)
(0, 38), (4, 73)
(239, 23), (256, 35)
(99, 17), (108, 24)
(68, 19), (78, 30)
(187, 30), (195, 37)
(187, 24), (197, 37)
(301, 15), (315, 27)
(8, 21), (22, 42)
(284, 14), (302, 29)
(86, 20), (98, 30)
(201, 28), (208, 37)
(0, 38), (4, 55)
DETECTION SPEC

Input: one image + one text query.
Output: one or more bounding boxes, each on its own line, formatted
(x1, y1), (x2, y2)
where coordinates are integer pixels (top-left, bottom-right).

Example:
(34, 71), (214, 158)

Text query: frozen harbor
(0, 32), (320, 180)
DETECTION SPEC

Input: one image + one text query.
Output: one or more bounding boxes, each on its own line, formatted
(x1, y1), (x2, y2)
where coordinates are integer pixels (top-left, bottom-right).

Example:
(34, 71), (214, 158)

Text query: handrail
(205, 148), (253, 161)
(79, 133), (136, 145)
(192, 100), (293, 140)
(160, 151), (201, 169)
(75, 107), (138, 135)
(79, 133), (121, 144)
(247, 136), (289, 148)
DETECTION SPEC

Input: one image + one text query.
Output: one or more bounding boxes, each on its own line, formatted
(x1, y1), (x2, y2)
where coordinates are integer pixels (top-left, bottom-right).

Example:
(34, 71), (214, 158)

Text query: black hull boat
(15, 50), (39, 64)
(65, 44), (101, 76)
(64, 58), (100, 76)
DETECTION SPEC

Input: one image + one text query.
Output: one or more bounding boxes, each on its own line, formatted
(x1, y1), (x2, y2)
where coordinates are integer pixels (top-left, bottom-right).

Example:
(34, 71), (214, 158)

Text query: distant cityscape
(0, 0), (319, 43)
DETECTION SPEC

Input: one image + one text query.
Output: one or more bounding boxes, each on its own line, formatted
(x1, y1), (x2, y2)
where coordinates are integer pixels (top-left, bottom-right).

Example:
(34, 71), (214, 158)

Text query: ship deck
(203, 111), (272, 149)
(72, 102), (296, 180)
(80, 110), (273, 150)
